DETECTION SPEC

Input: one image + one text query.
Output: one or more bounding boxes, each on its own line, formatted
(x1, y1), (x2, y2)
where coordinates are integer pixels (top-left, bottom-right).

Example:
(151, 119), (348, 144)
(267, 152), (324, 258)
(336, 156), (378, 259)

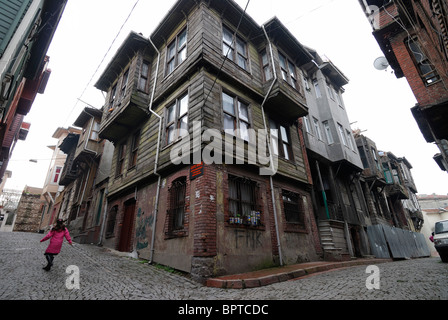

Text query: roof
(73, 107), (103, 128)
(94, 31), (151, 91)
(262, 17), (314, 66)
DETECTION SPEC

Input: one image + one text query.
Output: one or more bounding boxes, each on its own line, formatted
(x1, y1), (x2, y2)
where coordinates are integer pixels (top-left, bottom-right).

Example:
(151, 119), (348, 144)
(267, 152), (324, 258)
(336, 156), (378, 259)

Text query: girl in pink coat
(40, 219), (72, 271)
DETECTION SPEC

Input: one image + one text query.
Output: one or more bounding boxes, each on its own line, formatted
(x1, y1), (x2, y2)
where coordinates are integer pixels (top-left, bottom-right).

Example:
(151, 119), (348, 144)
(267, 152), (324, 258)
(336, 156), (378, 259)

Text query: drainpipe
(261, 24), (283, 266)
(147, 36), (162, 264)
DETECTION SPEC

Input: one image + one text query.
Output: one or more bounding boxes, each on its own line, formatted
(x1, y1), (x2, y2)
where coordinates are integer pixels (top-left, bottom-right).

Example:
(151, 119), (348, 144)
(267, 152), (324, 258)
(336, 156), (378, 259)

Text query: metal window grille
(228, 176), (258, 222)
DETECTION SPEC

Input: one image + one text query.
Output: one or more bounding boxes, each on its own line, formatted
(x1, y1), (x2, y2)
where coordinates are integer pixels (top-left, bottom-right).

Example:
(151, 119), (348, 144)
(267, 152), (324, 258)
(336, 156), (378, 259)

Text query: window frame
(120, 69), (129, 99)
(406, 37), (440, 86)
(109, 84), (117, 111)
(346, 129), (355, 151)
(338, 123), (348, 147)
(227, 175), (260, 226)
(313, 79), (322, 98)
(282, 189), (305, 227)
(323, 121), (334, 145)
(168, 177), (187, 232)
(166, 28), (188, 76)
(313, 117), (323, 141)
(116, 143), (126, 177)
(128, 130), (141, 169)
(165, 92), (189, 145)
(222, 91), (251, 141)
(279, 52), (298, 90)
(260, 49), (272, 81)
(52, 166), (62, 184)
(138, 60), (150, 92)
(90, 121), (100, 141)
(269, 118), (294, 161)
(222, 25), (248, 70)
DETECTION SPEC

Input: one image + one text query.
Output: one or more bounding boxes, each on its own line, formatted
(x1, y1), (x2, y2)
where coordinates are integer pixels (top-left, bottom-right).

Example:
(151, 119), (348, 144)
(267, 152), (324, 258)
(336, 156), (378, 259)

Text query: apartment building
(0, 0), (67, 182)
(359, 0), (448, 171)
(301, 49), (371, 260)
(94, 0), (323, 282)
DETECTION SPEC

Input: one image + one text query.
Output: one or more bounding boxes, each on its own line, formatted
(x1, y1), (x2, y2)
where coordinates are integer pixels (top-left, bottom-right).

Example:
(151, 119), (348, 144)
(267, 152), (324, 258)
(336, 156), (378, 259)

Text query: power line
(62, 0), (140, 127)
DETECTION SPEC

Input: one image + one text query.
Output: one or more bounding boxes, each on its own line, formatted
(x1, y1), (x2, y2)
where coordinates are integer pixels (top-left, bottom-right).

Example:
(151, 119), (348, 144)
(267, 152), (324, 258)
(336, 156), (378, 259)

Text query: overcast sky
(4, 0), (448, 195)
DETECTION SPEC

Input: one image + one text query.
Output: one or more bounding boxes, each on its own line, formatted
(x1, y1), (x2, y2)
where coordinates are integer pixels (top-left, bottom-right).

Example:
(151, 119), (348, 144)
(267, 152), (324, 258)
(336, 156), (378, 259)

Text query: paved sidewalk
(206, 258), (392, 289)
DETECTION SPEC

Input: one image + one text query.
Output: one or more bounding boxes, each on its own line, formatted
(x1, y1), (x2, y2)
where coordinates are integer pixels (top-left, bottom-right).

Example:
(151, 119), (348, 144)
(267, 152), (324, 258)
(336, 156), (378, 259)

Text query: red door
(118, 200), (136, 252)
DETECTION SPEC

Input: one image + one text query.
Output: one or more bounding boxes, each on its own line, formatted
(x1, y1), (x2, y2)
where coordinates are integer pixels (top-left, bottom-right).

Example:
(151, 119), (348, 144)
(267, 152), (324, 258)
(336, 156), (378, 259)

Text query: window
(222, 92), (250, 141)
(313, 79), (322, 98)
(168, 177), (187, 231)
(109, 84), (117, 111)
(407, 37), (440, 85)
(222, 25), (248, 70)
(138, 61), (150, 92)
(121, 69), (129, 98)
(270, 118), (293, 161)
(327, 83), (335, 100)
(335, 89), (343, 106)
(323, 121), (334, 144)
(313, 118), (323, 140)
(53, 166), (62, 184)
(371, 147), (380, 170)
(338, 124), (348, 147)
(166, 93), (189, 144)
(303, 76), (310, 91)
(90, 121), (100, 141)
(129, 130), (140, 169)
(116, 143), (126, 176)
(358, 147), (369, 169)
(303, 116), (311, 134)
(279, 52), (297, 89)
(346, 129), (355, 151)
(228, 175), (258, 223)
(282, 190), (304, 226)
(261, 50), (272, 81)
(166, 28), (187, 75)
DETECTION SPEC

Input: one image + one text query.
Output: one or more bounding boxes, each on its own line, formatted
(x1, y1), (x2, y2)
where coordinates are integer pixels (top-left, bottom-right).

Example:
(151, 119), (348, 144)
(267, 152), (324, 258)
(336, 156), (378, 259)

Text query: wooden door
(118, 200), (136, 252)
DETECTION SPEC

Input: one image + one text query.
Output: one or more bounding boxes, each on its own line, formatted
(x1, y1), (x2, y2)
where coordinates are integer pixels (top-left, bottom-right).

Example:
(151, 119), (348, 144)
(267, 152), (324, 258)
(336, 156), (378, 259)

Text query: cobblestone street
(1, 231), (447, 301)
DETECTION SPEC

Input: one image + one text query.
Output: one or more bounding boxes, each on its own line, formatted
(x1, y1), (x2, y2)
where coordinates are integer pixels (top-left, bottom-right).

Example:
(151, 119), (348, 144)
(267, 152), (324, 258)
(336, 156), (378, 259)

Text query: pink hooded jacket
(40, 228), (72, 254)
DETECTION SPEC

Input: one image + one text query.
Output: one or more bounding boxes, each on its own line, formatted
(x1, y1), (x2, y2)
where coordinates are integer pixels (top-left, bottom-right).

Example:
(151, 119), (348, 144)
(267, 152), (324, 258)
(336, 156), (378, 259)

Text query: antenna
(373, 56), (390, 71)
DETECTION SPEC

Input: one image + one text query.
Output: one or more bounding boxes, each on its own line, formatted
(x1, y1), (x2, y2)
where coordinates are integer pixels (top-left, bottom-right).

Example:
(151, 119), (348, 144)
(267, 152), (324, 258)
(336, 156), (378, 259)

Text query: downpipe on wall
(147, 36), (161, 265)
(261, 24), (283, 266)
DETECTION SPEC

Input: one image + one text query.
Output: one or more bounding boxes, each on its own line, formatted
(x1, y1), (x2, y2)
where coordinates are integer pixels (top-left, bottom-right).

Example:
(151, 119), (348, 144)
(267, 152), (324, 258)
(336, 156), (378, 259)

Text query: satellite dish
(374, 56), (390, 70)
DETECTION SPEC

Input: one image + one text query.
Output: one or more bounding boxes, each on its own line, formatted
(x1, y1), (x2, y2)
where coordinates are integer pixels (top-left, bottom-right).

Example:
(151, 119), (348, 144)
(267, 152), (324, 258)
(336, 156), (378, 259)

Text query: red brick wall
(384, 1), (448, 107)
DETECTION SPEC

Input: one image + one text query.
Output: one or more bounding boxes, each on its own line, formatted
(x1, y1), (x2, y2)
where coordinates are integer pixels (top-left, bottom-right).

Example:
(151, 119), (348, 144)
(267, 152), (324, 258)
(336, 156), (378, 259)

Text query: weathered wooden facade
(56, 107), (112, 245)
(94, 0), (322, 282)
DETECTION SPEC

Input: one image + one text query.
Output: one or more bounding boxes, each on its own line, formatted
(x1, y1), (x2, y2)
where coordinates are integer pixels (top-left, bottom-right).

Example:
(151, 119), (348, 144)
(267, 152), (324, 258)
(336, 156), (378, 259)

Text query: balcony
(99, 95), (149, 143)
(73, 107), (103, 162)
(59, 133), (79, 186)
(264, 80), (308, 121)
(385, 183), (409, 199)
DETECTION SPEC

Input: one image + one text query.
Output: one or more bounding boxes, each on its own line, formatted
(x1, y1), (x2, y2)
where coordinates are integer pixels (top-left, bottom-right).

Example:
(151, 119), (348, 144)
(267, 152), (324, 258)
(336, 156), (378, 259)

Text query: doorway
(118, 199), (136, 252)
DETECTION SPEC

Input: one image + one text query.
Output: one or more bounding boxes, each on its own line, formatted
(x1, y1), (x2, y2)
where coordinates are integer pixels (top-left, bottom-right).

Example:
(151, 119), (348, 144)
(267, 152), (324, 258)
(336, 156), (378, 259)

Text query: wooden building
(94, 0), (323, 282)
